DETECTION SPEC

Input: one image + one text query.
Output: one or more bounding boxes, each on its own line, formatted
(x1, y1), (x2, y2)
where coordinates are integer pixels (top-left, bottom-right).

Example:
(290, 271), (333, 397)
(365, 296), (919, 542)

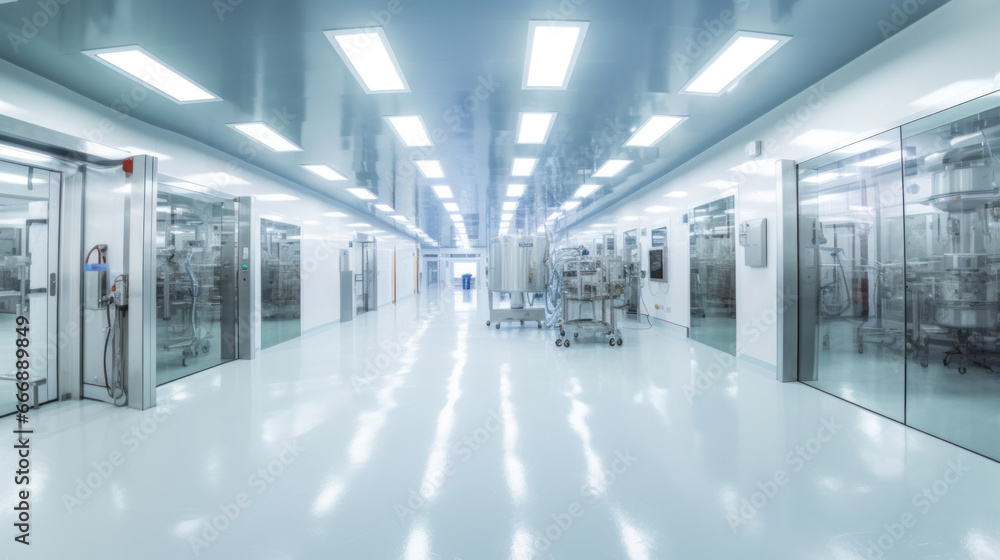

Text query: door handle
(49, 273), (56, 296)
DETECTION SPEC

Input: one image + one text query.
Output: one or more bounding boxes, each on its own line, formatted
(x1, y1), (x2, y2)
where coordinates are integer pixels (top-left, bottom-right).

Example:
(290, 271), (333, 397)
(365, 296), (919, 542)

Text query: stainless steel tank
(489, 235), (550, 292)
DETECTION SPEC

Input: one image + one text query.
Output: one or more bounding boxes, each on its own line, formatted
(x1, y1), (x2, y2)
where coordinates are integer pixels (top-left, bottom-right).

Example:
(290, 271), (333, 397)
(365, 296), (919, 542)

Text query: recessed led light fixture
(325, 27), (410, 94)
(573, 184), (601, 198)
(703, 180), (738, 189)
(228, 123), (302, 152)
(256, 194), (300, 202)
(546, 212), (563, 222)
(800, 172), (843, 184)
(506, 184), (527, 197)
(322, 212), (348, 218)
(511, 158), (538, 177)
(523, 21), (590, 90)
(385, 115), (433, 147)
(501, 213), (514, 221)
(561, 200), (581, 211)
(517, 112), (557, 144)
(346, 188), (378, 200)
(302, 164), (347, 181)
(450, 214), (464, 222)
(84, 46), (219, 103)
(348, 223), (371, 228)
(502, 201), (518, 212)
(681, 31), (790, 96)
(645, 205), (670, 213)
(625, 116), (687, 147)
(432, 185), (453, 199)
(391, 215), (409, 222)
(415, 160), (445, 179)
(593, 159), (632, 178)
(374, 204), (394, 212)
(443, 202), (460, 212)
(664, 191), (689, 199)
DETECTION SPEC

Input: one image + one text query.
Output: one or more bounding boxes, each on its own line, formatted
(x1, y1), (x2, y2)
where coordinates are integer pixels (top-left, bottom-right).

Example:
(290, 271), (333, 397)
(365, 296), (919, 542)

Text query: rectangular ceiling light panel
(523, 21), (590, 89)
(506, 184), (527, 197)
(346, 188), (378, 200)
(432, 185), (453, 199)
(593, 159), (632, 178)
(443, 202), (460, 212)
(229, 123), (302, 152)
(573, 184), (601, 198)
(517, 112), (557, 144)
(682, 31), (790, 95)
(625, 115), (687, 147)
(325, 27), (410, 93)
(385, 115), (433, 147)
(85, 46), (219, 103)
(302, 164), (347, 181)
(416, 160), (445, 179)
(511, 158), (538, 177)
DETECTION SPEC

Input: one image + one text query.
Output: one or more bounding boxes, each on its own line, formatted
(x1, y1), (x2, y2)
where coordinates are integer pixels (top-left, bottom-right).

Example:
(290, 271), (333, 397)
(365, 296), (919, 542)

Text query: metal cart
(555, 256), (625, 348)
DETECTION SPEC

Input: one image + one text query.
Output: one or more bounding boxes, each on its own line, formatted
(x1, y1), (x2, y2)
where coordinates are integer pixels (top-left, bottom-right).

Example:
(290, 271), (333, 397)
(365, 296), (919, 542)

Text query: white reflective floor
(2, 288), (1000, 559)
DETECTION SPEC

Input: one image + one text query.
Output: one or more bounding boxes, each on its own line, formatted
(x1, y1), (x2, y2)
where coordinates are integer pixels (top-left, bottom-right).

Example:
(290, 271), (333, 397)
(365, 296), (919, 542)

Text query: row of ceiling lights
(79, 21), (790, 248)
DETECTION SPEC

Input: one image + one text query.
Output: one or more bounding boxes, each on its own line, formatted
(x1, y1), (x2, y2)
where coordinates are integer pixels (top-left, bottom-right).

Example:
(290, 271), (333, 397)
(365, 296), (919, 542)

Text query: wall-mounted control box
(740, 218), (767, 268)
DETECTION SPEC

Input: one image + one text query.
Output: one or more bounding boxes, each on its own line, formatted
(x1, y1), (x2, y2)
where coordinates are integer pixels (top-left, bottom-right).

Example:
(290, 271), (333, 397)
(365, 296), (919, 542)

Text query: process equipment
(486, 235), (550, 329)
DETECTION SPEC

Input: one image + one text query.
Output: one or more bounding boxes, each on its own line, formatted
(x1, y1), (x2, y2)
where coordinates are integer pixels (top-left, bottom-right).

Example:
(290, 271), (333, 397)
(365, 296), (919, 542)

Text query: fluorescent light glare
(625, 115), (687, 147)
(501, 213), (514, 221)
(325, 28), (409, 93)
(682, 32), (790, 95)
(506, 184), (527, 197)
(415, 160), (445, 179)
(229, 123), (302, 152)
(523, 21), (590, 89)
(442, 203), (460, 212)
(385, 115), (433, 147)
(450, 214), (464, 222)
(573, 184), (601, 198)
(348, 222), (371, 228)
(664, 191), (689, 198)
(511, 158), (537, 177)
(593, 159), (632, 178)
(346, 188), (378, 200)
(502, 201), (518, 211)
(391, 215), (409, 222)
(561, 200), (581, 211)
(322, 212), (347, 218)
(517, 112), (557, 144)
(86, 46), (218, 103)
(432, 185), (453, 199)
(302, 164), (347, 181)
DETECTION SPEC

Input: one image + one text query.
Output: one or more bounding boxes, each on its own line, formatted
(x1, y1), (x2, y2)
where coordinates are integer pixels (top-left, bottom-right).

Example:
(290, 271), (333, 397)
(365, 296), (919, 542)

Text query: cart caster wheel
(858, 345), (864, 354)
(538, 322), (542, 329)
(959, 367), (967, 374)
(496, 323), (501, 330)
(564, 340), (570, 348)
(560, 330), (566, 337)
(201, 343), (210, 355)
(920, 359), (929, 368)
(182, 349), (192, 357)
(487, 320), (491, 327)
(609, 338), (616, 347)
(617, 338), (623, 347)
(574, 333), (579, 339)
(556, 339), (563, 347)
(182, 358), (188, 367)
(520, 320), (524, 326)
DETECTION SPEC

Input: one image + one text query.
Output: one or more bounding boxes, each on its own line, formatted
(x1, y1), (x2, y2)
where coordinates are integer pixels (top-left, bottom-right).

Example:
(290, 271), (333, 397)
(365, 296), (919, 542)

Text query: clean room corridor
(3, 290), (999, 559)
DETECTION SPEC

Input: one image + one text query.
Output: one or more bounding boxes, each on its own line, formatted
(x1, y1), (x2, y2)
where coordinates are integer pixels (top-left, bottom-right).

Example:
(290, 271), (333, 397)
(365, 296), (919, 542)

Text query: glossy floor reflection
(2, 288), (999, 559)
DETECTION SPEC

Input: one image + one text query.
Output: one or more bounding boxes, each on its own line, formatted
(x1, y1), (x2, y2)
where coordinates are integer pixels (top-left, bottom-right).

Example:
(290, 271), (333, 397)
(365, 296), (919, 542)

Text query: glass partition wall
(690, 196), (737, 353)
(156, 185), (238, 385)
(260, 219), (301, 349)
(798, 92), (1000, 460)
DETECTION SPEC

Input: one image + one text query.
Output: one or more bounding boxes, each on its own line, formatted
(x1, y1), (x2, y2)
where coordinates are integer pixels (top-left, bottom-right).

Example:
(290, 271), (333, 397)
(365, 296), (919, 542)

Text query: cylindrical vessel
(489, 235), (550, 292)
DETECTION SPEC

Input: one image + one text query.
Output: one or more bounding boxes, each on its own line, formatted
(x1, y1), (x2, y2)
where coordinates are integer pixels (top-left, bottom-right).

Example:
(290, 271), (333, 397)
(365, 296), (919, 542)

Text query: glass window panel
(260, 219), (301, 349)
(797, 130), (906, 421)
(156, 185), (237, 385)
(902, 93), (1000, 459)
(689, 196), (737, 353)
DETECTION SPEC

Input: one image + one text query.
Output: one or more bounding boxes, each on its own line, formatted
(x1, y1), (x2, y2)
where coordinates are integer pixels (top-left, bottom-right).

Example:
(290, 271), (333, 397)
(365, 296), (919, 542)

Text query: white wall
(577, 0), (1000, 369)
(0, 58), (419, 334)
